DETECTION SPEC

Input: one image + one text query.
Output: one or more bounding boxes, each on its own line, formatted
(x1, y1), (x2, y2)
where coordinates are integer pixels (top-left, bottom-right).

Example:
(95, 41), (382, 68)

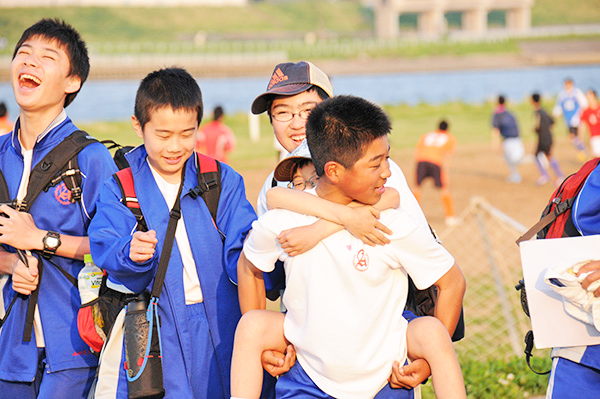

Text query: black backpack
(0, 132), (223, 347)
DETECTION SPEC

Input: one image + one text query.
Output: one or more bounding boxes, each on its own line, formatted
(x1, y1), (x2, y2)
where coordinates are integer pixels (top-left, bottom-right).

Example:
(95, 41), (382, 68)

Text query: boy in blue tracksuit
(546, 163), (600, 398)
(88, 68), (273, 398)
(0, 19), (117, 398)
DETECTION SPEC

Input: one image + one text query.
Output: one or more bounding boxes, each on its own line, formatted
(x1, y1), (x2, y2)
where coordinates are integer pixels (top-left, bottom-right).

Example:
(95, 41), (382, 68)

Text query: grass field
(0, 0), (599, 58)
(81, 99), (543, 172)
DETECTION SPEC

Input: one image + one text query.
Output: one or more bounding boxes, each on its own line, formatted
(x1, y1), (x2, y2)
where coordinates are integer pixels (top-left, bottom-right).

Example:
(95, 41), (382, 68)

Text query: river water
(1, 63), (599, 123)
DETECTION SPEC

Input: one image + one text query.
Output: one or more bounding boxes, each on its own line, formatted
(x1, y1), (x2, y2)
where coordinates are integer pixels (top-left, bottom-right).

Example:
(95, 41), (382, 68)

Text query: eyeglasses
(287, 175), (319, 190)
(272, 107), (315, 123)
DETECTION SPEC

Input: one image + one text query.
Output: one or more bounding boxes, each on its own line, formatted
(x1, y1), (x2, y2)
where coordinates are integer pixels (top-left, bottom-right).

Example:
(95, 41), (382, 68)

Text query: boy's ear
(323, 161), (342, 184)
(64, 75), (81, 95)
(132, 116), (144, 140)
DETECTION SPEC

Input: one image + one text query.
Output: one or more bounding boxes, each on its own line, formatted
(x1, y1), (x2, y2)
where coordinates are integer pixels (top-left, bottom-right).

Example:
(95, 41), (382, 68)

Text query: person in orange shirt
(413, 120), (457, 226)
(0, 102), (13, 135)
(195, 105), (236, 163)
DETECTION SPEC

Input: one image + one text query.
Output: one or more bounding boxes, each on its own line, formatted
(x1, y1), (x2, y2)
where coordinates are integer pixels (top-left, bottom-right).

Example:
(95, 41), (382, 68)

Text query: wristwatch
(42, 231), (61, 258)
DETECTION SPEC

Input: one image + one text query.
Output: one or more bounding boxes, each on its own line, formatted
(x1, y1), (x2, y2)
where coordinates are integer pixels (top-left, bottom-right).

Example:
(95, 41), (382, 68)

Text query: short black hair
(13, 18), (89, 108)
(0, 102), (6, 118)
(438, 120), (448, 131)
(588, 89), (597, 98)
(213, 105), (224, 121)
(498, 95), (506, 105)
(266, 85), (330, 123)
(532, 93), (541, 103)
(292, 158), (313, 174)
(134, 67), (203, 129)
(306, 95), (391, 177)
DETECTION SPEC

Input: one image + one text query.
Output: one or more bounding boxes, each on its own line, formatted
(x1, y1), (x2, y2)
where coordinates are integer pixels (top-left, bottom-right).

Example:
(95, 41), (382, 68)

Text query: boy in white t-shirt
(266, 139), (401, 258)
(232, 95), (466, 399)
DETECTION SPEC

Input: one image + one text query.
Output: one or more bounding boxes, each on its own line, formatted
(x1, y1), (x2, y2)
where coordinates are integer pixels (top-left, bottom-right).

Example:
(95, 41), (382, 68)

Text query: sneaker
(536, 175), (549, 186)
(445, 216), (458, 227)
(507, 174), (522, 184)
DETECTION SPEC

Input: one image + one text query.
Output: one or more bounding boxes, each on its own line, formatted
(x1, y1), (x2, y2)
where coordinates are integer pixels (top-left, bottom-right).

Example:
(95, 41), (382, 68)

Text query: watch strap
(42, 230), (61, 258)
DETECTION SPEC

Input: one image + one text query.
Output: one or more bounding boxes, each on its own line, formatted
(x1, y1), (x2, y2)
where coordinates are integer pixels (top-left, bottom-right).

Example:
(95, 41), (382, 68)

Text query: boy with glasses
(252, 62), (446, 393)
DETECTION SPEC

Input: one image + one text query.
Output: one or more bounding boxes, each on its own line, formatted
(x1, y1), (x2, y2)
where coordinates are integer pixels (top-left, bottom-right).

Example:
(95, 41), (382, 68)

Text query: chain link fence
(437, 196), (536, 362)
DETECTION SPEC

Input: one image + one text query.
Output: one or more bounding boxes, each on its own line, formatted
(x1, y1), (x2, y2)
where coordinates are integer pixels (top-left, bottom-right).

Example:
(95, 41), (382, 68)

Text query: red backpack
(517, 157), (600, 243)
(78, 152), (222, 355)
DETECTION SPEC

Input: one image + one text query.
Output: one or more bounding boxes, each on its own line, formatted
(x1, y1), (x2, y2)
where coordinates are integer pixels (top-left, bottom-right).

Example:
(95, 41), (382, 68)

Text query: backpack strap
(16, 130), (98, 211)
(0, 131), (97, 339)
(516, 210), (560, 244)
(151, 172), (185, 299)
(0, 169), (9, 204)
(189, 153), (222, 224)
(113, 168), (148, 232)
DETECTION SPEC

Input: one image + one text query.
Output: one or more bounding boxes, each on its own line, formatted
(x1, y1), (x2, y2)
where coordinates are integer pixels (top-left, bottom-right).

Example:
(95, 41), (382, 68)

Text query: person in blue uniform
(491, 95), (525, 183)
(546, 162), (600, 398)
(88, 67), (272, 398)
(0, 19), (117, 398)
(552, 77), (589, 161)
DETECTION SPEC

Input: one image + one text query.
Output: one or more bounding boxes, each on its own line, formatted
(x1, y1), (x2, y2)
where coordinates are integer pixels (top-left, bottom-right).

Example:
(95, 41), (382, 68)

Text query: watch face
(45, 236), (60, 249)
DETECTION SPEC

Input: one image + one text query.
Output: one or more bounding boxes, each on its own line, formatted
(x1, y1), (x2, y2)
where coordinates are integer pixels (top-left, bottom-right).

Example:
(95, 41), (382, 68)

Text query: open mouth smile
(19, 73), (42, 88)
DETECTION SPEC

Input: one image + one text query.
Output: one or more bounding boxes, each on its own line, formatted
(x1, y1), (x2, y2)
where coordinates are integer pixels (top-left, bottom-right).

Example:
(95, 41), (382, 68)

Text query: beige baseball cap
(274, 140), (312, 182)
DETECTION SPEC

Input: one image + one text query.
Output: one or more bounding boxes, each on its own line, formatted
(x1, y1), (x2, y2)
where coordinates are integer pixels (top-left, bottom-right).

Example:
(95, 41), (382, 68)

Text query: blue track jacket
(551, 163), (600, 371)
(0, 116), (117, 381)
(88, 146), (259, 397)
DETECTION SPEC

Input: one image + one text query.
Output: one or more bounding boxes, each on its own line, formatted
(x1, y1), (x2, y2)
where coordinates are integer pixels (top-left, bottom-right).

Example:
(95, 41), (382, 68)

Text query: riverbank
(61, 37), (600, 79)
(1, 38), (599, 81)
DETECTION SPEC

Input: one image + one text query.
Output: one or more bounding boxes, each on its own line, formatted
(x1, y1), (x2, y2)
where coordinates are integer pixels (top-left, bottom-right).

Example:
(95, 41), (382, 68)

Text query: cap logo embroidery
(353, 249), (369, 272)
(268, 68), (288, 90)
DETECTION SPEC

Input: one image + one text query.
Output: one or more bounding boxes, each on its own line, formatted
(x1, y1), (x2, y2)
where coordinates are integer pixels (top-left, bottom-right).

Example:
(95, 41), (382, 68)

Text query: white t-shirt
(14, 111), (69, 346)
(149, 164), (203, 304)
(244, 198), (454, 399)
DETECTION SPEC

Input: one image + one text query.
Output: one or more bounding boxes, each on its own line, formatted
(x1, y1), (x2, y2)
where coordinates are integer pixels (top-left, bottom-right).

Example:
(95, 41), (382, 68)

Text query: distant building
(366, 0), (534, 39)
(0, 0), (247, 6)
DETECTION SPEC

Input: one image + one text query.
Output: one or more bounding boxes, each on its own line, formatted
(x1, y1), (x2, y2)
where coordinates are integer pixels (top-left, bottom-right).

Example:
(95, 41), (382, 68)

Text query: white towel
(545, 260), (600, 332)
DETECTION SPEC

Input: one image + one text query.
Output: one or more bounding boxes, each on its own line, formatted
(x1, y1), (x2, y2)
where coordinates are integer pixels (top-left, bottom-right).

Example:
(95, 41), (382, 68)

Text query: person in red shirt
(579, 89), (600, 158)
(195, 105), (236, 163)
(413, 120), (457, 226)
(0, 102), (13, 135)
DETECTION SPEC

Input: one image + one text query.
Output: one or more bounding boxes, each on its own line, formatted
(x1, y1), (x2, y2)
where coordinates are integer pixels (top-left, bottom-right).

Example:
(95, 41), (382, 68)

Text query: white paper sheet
(519, 235), (600, 349)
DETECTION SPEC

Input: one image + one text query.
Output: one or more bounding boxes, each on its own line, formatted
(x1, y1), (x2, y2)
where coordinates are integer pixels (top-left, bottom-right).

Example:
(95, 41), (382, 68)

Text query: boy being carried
(233, 95), (466, 399)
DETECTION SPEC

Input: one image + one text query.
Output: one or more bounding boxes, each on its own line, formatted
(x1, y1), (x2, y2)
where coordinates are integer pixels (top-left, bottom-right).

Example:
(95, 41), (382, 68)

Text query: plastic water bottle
(78, 254), (102, 304)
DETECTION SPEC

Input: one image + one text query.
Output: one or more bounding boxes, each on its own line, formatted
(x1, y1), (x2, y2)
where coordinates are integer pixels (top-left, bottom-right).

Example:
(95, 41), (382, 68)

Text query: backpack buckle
(554, 198), (574, 215)
(13, 199), (26, 211)
(70, 186), (82, 202)
(169, 208), (181, 220)
(189, 179), (217, 199)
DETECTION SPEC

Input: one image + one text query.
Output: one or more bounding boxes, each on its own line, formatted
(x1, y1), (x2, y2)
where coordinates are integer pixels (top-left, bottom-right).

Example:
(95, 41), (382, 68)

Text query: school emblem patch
(54, 182), (72, 205)
(353, 249), (369, 272)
